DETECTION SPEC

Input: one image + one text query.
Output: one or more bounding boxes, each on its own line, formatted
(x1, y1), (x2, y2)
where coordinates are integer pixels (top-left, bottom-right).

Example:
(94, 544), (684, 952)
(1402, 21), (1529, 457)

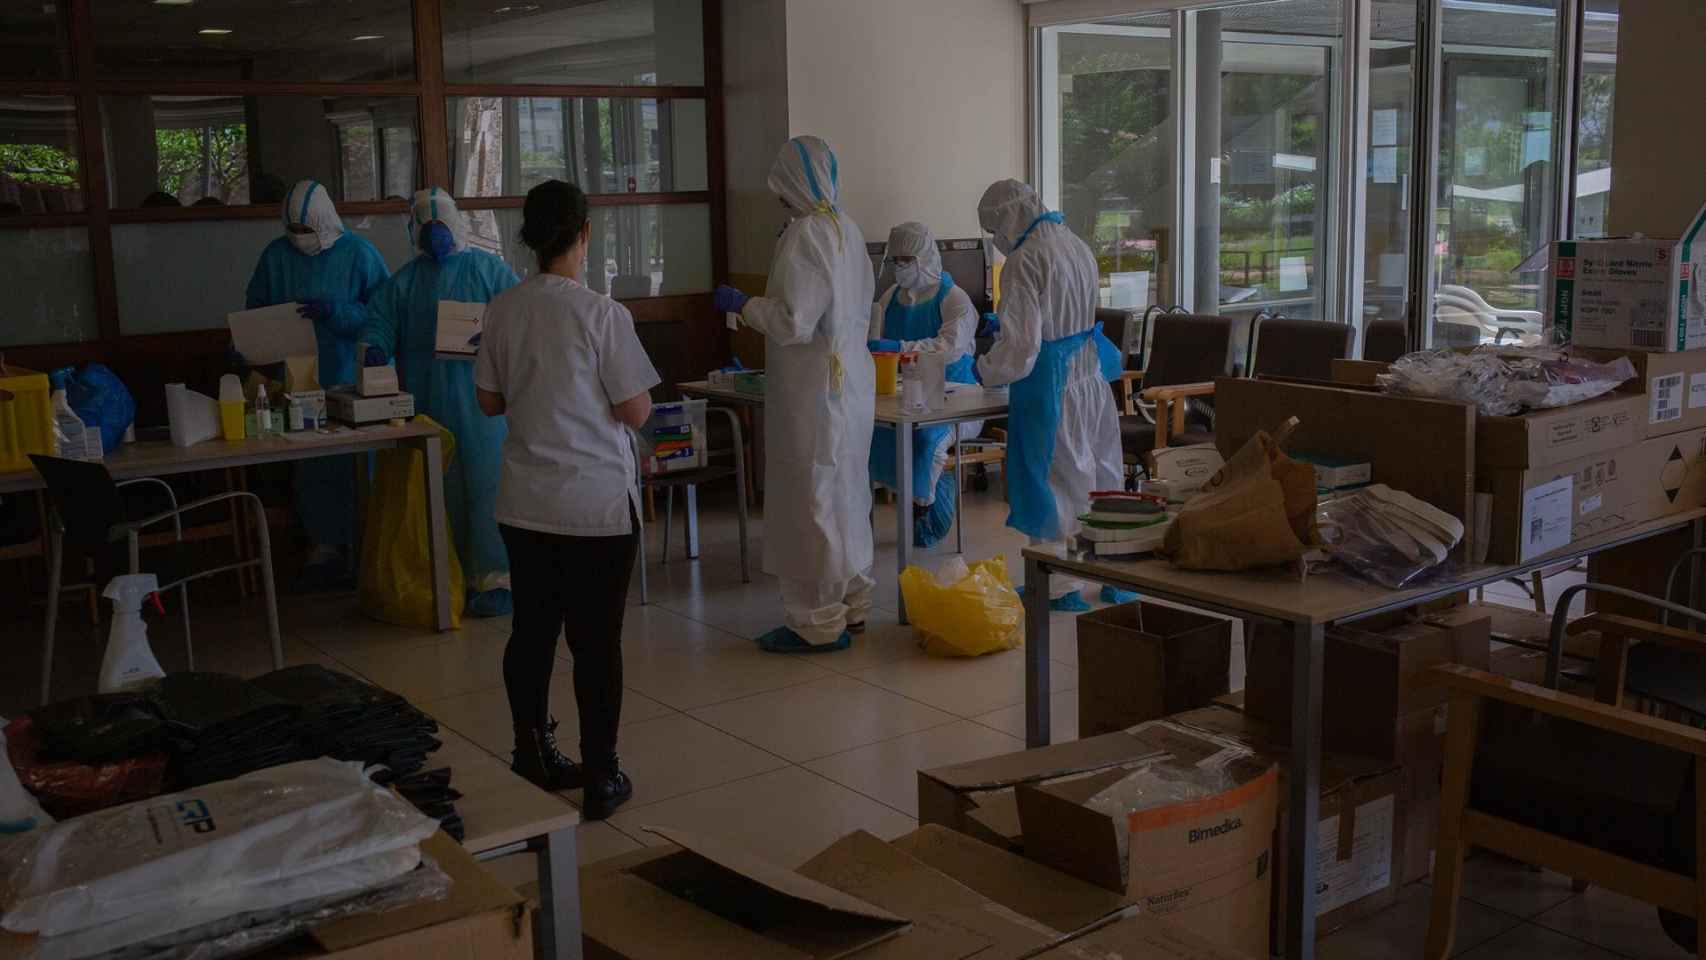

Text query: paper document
(1519, 475), (1573, 562)
(436, 301), (485, 355)
(228, 304), (316, 365)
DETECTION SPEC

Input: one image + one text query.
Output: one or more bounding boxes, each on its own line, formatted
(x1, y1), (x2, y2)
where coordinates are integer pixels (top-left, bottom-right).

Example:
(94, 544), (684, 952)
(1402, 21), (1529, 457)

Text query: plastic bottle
(255, 383), (274, 438)
(50, 388), (99, 462)
(98, 573), (165, 694)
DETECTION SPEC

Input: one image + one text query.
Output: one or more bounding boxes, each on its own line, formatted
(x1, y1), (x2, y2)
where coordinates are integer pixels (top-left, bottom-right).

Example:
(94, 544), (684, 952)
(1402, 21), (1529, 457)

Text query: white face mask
(894, 262), (925, 291)
(288, 230), (322, 256)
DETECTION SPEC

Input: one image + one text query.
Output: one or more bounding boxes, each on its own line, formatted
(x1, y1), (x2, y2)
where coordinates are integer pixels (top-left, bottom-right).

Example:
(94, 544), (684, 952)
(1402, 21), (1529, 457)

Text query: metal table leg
(535, 824), (583, 960)
(1024, 555), (1052, 747)
(684, 484), (700, 560)
(896, 424), (913, 624)
(1283, 619), (1325, 960)
(953, 436), (965, 556)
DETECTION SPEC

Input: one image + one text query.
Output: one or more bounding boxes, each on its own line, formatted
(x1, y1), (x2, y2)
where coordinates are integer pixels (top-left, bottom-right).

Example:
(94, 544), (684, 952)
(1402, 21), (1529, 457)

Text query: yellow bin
(873, 352), (900, 396)
(219, 400), (246, 440)
(0, 366), (55, 470)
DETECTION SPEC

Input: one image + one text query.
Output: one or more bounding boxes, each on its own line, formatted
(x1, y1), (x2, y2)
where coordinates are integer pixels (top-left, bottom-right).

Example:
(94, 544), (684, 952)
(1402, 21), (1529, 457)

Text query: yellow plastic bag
(900, 556), (1024, 658)
(358, 415), (465, 629)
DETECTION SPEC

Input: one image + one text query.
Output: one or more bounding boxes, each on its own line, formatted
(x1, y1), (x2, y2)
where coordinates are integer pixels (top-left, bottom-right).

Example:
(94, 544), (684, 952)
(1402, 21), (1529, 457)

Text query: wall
(783, 0), (1027, 245)
(1607, 0), (1706, 236)
(722, 0), (791, 279)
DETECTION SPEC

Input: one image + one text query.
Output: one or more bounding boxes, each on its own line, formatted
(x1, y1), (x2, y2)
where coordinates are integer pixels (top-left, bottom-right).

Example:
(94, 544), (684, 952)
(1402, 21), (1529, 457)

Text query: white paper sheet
(435, 300), (485, 355)
(227, 304), (315, 365)
(1519, 475), (1573, 562)
(1280, 256), (1308, 292)
(1372, 108), (1400, 147)
(1371, 146), (1399, 184)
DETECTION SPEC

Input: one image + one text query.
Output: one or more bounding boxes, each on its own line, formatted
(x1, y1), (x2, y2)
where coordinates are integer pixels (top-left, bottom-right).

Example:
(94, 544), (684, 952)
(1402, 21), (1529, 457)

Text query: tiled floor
(3, 487), (1687, 958)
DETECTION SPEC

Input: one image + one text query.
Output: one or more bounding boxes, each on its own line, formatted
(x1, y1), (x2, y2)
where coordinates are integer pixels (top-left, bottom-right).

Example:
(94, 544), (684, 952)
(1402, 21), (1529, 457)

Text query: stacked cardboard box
(1075, 601), (1232, 737)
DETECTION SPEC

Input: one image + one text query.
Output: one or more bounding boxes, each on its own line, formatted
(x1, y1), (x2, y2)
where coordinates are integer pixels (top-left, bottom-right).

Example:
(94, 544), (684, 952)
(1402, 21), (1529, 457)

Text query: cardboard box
(1023, 913), (1260, 959)
(578, 828), (909, 959)
(1076, 602), (1232, 737)
(796, 831), (1056, 959)
(1014, 720), (1278, 957)
(1547, 218), (1706, 352)
(917, 730), (1172, 850)
(1476, 393), (1645, 470)
(1482, 426), (1706, 564)
(1580, 346), (1706, 439)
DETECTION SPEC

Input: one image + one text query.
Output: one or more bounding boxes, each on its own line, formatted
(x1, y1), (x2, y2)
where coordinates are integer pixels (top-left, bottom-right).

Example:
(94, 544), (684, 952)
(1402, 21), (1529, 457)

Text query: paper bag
(1160, 421), (1318, 571)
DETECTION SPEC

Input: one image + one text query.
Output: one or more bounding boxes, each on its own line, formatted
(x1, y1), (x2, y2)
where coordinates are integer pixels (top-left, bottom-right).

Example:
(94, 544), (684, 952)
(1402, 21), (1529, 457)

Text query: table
(0, 422), (456, 632)
(1021, 508), (1706, 960)
(679, 380), (1009, 623)
(411, 728), (584, 959)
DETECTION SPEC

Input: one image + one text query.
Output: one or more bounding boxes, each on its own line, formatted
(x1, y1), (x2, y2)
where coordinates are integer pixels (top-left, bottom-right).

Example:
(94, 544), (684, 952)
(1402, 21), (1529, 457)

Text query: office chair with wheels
(30, 455), (281, 704)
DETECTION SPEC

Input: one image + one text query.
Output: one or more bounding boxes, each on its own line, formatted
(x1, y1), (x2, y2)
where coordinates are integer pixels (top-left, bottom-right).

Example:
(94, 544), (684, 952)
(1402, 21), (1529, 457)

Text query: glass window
(1361, 1), (1419, 341)
(470, 203), (712, 297)
(89, 0), (414, 83)
(442, 0), (705, 86)
(1041, 16), (1173, 312)
(0, 97), (83, 215)
(1575, 0), (1617, 239)
(448, 96), (707, 198)
(100, 95), (419, 208)
(1433, 0), (1562, 348)
(0, 228), (98, 345)
(0, 3), (72, 80)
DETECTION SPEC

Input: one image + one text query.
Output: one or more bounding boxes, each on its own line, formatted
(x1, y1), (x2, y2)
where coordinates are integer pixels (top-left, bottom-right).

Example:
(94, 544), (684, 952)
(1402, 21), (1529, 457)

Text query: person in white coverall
(711, 136), (875, 653)
(973, 179), (1124, 612)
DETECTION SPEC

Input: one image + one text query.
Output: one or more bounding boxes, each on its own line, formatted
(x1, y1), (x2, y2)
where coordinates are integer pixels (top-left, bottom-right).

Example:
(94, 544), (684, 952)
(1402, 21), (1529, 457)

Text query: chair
(1118, 312), (1233, 479)
(1435, 284), (1543, 346)
(1426, 582), (1706, 959)
(1242, 316), (1355, 383)
(636, 406), (750, 605)
(31, 455), (280, 704)
(1364, 319), (1408, 362)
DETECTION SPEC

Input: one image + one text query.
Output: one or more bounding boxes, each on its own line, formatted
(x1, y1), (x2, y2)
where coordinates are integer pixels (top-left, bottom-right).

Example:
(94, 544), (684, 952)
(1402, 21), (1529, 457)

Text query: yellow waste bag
(900, 556), (1024, 658)
(359, 416), (465, 630)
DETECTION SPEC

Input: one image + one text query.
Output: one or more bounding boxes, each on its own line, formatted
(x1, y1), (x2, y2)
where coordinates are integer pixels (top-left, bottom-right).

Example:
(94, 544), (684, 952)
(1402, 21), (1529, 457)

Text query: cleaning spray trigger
(99, 573), (166, 694)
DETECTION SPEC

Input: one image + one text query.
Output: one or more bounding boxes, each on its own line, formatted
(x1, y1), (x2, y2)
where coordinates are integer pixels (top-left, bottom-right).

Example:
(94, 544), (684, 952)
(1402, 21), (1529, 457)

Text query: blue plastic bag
(53, 364), (135, 453)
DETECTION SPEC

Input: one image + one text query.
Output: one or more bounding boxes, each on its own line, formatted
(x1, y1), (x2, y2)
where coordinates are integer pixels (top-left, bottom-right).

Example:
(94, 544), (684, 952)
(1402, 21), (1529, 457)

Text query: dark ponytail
(520, 179), (590, 270)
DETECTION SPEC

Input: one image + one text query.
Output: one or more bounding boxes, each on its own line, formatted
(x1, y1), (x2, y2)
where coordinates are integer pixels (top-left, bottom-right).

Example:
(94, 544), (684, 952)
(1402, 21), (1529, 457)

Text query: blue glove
(713, 284), (749, 315)
(979, 312), (1001, 338)
(298, 300), (336, 323)
(867, 339), (902, 353)
(364, 346), (388, 367)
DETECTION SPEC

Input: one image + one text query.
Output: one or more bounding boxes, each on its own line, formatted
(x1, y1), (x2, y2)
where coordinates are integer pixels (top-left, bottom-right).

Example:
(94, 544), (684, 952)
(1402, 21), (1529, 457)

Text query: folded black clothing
(30, 693), (165, 763)
(147, 672), (299, 740)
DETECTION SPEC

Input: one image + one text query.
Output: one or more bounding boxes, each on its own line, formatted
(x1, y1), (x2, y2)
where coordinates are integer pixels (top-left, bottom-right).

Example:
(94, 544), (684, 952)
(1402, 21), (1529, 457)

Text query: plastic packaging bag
(5, 712), (168, 821)
(55, 364), (135, 454)
(358, 416), (464, 630)
(1, 758), (439, 939)
(898, 556), (1023, 657)
(1376, 346), (1637, 416)
(1315, 484), (1465, 588)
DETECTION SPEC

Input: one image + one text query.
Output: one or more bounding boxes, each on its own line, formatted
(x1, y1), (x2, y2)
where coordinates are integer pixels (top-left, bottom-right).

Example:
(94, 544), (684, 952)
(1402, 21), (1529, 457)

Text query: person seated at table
(475, 179), (657, 818)
(245, 179), (390, 589)
(973, 179), (1126, 612)
(867, 222), (983, 549)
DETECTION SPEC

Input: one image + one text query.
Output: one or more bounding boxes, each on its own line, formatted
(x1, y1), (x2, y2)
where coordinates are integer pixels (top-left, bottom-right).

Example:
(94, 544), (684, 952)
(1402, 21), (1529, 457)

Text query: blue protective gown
(361, 249), (520, 589)
(245, 231), (390, 549)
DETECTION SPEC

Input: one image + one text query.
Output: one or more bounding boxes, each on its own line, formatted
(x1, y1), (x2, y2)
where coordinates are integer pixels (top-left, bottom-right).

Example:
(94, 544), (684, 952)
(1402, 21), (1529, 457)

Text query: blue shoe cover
(756, 626), (852, 654)
(913, 471), (958, 548)
(467, 588), (513, 618)
(1100, 586), (1141, 605)
(1050, 592), (1092, 613)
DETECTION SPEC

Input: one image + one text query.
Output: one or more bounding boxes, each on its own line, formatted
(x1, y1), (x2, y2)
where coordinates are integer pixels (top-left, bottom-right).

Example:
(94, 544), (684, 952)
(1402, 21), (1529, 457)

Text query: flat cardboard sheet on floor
(1022, 912), (1260, 960)
(578, 828), (909, 960)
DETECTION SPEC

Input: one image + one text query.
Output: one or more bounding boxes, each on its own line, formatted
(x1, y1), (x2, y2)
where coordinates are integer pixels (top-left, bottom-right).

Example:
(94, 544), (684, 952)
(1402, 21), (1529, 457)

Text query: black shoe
(511, 720), (585, 792)
(581, 768), (634, 820)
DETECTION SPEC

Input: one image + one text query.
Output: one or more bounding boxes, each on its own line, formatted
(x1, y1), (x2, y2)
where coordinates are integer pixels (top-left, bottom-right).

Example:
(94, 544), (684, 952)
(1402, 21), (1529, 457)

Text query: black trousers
(499, 514), (639, 772)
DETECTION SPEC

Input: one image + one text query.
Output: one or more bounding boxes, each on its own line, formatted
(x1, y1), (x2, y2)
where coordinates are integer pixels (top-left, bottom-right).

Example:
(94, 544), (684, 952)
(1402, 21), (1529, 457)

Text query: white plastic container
(50, 389), (101, 462)
(98, 574), (165, 694)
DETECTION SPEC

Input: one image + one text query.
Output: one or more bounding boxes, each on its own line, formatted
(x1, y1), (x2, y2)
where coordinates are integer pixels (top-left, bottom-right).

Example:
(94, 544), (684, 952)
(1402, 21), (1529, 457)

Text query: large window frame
(0, 0), (726, 353)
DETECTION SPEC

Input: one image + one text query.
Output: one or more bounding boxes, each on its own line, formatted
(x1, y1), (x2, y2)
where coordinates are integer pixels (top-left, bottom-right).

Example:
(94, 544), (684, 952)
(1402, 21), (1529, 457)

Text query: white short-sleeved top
(475, 273), (660, 536)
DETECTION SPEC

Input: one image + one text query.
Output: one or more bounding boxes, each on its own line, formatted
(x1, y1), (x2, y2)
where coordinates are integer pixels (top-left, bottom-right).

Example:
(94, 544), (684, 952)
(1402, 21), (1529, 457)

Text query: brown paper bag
(1160, 420), (1319, 571)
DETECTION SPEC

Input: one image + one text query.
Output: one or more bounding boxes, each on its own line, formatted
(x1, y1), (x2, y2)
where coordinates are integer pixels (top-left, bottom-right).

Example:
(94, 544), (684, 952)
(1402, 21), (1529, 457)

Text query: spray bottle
(0, 721), (52, 835)
(98, 574), (165, 694)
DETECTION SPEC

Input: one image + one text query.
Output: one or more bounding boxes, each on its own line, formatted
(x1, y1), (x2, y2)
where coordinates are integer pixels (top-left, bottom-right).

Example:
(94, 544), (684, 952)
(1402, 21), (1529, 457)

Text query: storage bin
(0, 364), (56, 470)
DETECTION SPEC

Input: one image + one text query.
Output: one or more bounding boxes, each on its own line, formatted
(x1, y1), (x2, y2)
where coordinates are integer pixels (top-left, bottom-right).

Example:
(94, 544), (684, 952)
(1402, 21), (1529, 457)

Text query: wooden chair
(1426, 583), (1706, 959)
(1363, 319), (1407, 362)
(1119, 311), (1232, 481)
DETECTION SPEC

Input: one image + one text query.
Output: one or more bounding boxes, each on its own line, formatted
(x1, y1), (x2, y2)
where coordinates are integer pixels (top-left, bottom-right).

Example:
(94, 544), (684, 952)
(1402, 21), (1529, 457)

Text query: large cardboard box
(1476, 393), (1645, 470)
(1014, 721), (1278, 957)
(1023, 913), (1261, 959)
(1547, 218), (1706, 352)
(1168, 706), (1403, 944)
(1581, 347), (1706, 439)
(917, 730), (1172, 850)
(578, 828), (909, 959)
(1482, 425), (1706, 564)
(1076, 602), (1232, 737)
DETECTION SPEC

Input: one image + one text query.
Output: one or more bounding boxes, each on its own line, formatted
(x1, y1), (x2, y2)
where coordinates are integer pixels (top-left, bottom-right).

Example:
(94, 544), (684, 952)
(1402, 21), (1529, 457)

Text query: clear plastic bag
(898, 556), (1023, 657)
(1376, 346), (1637, 416)
(1315, 488), (1461, 589)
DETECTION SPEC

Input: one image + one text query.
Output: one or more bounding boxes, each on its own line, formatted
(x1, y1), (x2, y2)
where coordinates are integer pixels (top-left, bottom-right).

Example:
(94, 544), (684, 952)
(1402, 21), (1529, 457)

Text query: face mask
(288, 230), (322, 256)
(420, 222), (456, 262)
(894, 262), (925, 291)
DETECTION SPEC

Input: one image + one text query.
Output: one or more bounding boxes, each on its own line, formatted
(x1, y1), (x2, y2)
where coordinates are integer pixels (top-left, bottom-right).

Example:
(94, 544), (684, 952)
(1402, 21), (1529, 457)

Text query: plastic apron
(1005, 322), (1122, 540)
(869, 271), (976, 497)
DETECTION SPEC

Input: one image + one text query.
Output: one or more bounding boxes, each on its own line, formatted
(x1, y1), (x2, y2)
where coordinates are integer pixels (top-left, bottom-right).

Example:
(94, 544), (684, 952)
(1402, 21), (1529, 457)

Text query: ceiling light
(351, 34), (383, 40)
(197, 27), (231, 34)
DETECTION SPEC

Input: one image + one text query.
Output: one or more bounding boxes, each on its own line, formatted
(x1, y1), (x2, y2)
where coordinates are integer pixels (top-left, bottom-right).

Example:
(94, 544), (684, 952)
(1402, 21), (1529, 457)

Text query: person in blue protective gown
(360, 188), (520, 617)
(245, 179), (390, 588)
(973, 179), (1132, 611)
(867, 221), (983, 548)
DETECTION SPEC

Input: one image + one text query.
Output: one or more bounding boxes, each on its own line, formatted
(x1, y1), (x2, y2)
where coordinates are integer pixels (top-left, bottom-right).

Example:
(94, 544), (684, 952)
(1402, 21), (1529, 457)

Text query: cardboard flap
(1028, 912), (1257, 959)
(891, 826), (1133, 935)
(923, 734), (1169, 792)
(965, 791), (1023, 845)
(641, 827), (908, 925)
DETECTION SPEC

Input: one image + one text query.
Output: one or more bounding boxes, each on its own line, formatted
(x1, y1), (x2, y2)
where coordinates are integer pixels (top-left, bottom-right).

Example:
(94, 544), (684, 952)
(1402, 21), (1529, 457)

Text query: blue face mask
(420, 222), (456, 262)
